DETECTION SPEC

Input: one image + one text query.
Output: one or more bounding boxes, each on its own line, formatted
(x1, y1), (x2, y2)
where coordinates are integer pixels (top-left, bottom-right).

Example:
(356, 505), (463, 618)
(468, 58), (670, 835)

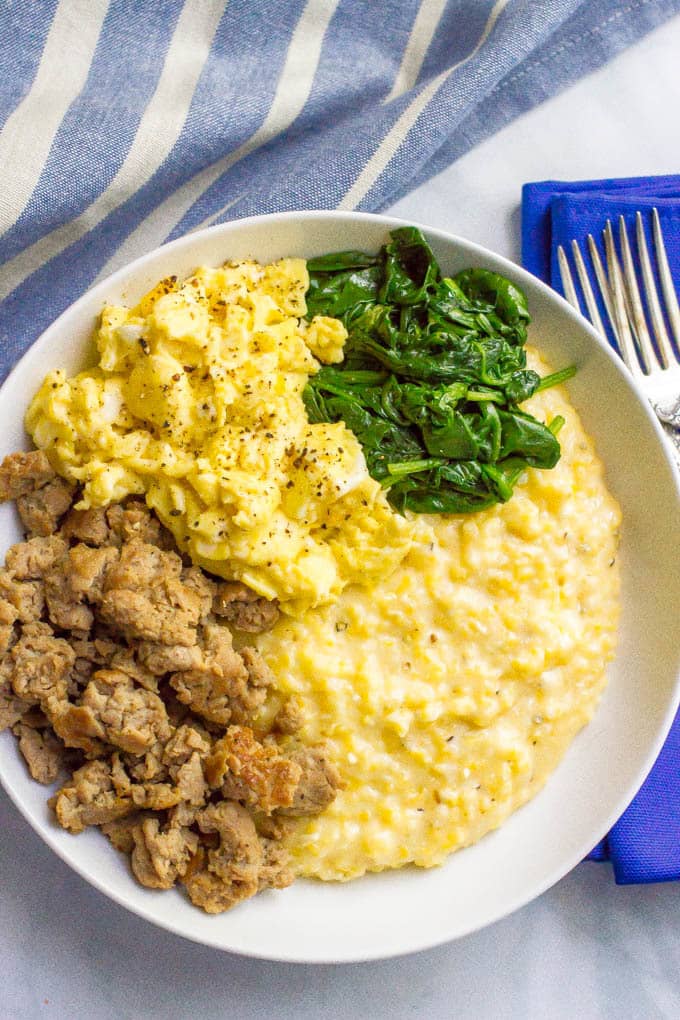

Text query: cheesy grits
(258, 363), (620, 879)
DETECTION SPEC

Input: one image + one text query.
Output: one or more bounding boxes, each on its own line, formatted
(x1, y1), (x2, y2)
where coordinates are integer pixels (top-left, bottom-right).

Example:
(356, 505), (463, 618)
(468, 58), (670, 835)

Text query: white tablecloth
(3, 14), (680, 1018)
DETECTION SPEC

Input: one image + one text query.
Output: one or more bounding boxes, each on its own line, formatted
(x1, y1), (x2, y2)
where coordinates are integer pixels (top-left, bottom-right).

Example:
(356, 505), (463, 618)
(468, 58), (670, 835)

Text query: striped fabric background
(1, 0), (679, 377)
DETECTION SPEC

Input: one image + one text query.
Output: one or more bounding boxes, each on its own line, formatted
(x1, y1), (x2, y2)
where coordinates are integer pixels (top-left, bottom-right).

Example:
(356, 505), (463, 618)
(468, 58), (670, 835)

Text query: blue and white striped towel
(1, 0), (679, 378)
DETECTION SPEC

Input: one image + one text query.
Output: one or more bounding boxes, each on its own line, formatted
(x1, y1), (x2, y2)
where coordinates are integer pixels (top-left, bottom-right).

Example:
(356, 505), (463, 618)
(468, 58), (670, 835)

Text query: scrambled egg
(26, 259), (413, 613)
(257, 359), (621, 879)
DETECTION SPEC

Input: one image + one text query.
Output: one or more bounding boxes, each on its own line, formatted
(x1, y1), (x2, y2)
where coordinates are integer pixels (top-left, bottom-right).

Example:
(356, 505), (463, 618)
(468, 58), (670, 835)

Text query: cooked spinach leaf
(303, 227), (575, 515)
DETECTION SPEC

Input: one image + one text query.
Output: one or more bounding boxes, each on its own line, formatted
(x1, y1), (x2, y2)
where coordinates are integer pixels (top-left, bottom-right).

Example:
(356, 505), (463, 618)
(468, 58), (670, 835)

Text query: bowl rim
(1, 208), (679, 963)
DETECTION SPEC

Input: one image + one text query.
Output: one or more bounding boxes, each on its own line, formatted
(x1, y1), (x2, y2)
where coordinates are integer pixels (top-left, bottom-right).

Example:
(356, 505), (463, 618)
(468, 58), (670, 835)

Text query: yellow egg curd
(26, 259), (413, 614)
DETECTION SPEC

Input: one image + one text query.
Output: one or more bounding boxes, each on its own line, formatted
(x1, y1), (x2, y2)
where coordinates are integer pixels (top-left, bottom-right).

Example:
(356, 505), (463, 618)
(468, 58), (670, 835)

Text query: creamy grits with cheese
(18, 238), (620, 896)
(258, 366), (620, 877)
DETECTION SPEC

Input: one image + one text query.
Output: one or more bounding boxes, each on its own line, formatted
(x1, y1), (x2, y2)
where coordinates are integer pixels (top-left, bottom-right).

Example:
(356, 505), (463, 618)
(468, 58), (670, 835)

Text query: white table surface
(3, 14), (680, 1019)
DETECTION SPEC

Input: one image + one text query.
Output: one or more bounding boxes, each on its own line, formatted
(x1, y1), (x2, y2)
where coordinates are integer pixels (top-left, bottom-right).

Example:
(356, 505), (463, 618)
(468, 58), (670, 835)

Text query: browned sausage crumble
(0, 451), (341, 913)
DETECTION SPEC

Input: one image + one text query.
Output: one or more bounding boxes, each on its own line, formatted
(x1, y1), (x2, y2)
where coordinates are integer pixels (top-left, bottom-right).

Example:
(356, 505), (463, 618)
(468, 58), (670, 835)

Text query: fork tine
(617, 215), (655, 373)
(557, 246), (581, 311)
(651, 207), (680, 353)
(603, 221), (642, 375)
(603, 222), (637, 330)
(636, 211), (674, 369)
(571, 239), (606, 337)
(587, 234), (621, 347)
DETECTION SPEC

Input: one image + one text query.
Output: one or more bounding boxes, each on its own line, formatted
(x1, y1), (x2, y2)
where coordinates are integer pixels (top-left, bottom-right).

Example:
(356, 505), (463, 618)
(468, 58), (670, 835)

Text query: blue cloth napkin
(2, 0), (680, 377)
(522, 175), (680, 883)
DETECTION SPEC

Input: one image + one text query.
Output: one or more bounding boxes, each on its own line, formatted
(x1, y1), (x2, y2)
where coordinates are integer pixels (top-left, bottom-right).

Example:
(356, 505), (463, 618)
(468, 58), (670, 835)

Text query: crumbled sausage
(169, 801), (200, 830)
(0, 570), (45, 624)
(169, 624), (256, 726)
(258, 839), (295, 891)
(132, 782), (183, 811)
(98, 588), (195, 645)
(273, 696), (305, 735)
(181, 566), (216, 624)
(13, 721), (64, 784)
(239, 646), (275, 689)
(76, 669), (172, 755)
(206, 725), (302, 813)
(101, 812), (146, 854)
(44, 544), (118, 632)
(69, 636), (116, 693)
(181, 851), (232, 913)
(213, 581), (279, 633)
(0, 473), (340, 916)
(102, 538), (180, 592)
(163, 723), (211, 806)
(175, 752), (207, 805)
(0, 451), (74, 536)
(278, 745), (342, 817)
(183, 802), (263, 913)
(17, 476), (75, 536)
(0, 450), (55, 501)
(106, 501), (172, 548)
(63, 544), (118, 601)
(108, 749), (185, 813)
(64, 636), (155, 693)
(60, 507), (110, 546)
(253, 811), (296, 841)
(51, 759), (133, 833)
(10, 621), (75, 706)
(163, 722), (212, 764)
(118, 741), (166, 786)
(131, 816), (199, 890)
(99, 540), (202, 645)
(49, 700), (106, 756)
(0, 661), (29, 731)
(0, 598), (18, 656)
(107, 644), (159, 692)
(44, 577), (93, 633)
(138, 642), (201, 676)
(5, 535), (67, 580)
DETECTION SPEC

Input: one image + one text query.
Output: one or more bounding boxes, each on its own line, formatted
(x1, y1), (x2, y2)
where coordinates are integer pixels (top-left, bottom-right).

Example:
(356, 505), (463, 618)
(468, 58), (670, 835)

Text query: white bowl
(1, 211), (679, 963)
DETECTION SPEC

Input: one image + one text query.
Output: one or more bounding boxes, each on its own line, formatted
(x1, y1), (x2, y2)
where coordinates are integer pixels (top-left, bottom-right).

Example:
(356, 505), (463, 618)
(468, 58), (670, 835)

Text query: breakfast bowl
(1, 211), (679, 963)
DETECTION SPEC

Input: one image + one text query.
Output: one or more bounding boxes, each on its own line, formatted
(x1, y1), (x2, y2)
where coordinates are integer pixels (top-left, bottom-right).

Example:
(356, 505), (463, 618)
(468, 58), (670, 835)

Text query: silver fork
(557, 208), (680, 461)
